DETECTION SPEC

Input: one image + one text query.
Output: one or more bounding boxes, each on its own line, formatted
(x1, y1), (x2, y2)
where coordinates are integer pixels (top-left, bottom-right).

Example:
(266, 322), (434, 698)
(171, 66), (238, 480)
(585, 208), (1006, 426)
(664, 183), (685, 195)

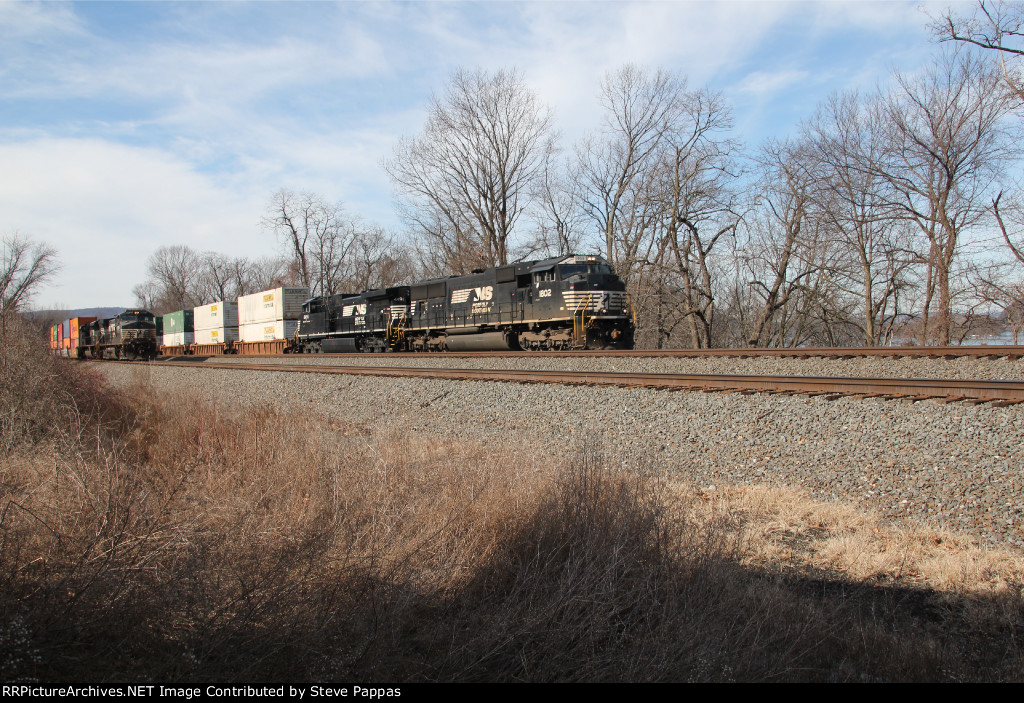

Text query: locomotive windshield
(117, 311), (154, 325)
(558, 264), (614, 278)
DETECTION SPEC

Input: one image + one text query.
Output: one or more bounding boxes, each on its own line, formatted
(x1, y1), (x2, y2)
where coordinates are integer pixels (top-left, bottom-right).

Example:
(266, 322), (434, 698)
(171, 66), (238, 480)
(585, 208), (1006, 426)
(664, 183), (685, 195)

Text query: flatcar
(295, 254), (635, 353)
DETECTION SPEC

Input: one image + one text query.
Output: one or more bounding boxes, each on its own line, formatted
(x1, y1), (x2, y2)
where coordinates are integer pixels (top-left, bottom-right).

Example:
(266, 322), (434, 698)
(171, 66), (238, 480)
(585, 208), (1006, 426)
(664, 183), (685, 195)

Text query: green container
(161, 310), (194, 334)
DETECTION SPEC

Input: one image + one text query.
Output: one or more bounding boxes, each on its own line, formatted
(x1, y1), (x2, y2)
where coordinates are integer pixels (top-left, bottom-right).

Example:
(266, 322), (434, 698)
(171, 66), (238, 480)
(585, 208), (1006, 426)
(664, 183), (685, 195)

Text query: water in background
(893, 330), (1020, 346)
(961, 331), (1020, 346)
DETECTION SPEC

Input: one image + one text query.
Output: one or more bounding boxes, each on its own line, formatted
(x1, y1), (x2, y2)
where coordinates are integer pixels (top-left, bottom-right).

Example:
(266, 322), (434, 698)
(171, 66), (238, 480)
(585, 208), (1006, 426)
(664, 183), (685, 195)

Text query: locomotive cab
(557, 258), (625, 292)
(515, 255), (634, 350)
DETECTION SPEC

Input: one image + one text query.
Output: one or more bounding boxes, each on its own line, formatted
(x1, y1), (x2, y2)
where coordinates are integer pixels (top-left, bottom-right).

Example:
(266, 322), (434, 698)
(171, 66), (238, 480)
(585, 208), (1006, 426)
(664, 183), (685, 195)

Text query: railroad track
(187, 344), (1024, 360)
(142, 360), (1024, 406)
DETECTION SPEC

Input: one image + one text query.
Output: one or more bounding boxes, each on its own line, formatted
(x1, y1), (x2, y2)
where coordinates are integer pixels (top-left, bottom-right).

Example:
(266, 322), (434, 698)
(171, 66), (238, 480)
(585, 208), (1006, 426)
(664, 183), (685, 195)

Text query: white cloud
(0, 138), (269, 308)
(735, 69), (811, 96)
(0, 1), (84, 40)
(499, 2), (799, 141)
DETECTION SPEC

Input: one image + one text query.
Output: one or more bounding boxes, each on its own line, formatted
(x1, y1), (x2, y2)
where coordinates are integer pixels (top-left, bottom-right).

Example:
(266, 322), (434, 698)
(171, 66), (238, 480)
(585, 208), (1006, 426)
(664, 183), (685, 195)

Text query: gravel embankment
(99, 360), (1024, 549)
(198, 352), (1024, 380)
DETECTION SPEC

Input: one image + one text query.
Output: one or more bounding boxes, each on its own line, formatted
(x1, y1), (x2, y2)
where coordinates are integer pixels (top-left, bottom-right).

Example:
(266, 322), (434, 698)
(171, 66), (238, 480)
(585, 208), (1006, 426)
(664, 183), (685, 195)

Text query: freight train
(50, 310), (159, 360)
(294, 254), (635, 352)
(50, 254), (635, 357)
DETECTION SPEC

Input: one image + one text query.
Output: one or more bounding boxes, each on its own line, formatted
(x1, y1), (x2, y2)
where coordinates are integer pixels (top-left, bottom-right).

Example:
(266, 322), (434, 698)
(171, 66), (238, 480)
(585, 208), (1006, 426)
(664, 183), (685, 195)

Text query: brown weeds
(1, 323), (1023, 681)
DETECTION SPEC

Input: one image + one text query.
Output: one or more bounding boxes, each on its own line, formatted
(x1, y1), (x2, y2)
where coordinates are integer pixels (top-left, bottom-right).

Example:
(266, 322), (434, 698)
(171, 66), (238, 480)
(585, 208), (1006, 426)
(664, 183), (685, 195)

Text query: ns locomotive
(77, 310), (159, 360)
(295, 254), (635, 353)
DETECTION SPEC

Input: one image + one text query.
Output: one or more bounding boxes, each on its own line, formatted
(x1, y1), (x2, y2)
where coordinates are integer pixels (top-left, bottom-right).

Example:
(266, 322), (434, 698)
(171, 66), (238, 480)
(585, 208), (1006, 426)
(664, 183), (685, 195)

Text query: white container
(240, 320), (298, 342)
(163, 331), (194, 347)
(238, 287), (308, 325)
(194, 327), (239, 345)
(193, 301), (239, 331)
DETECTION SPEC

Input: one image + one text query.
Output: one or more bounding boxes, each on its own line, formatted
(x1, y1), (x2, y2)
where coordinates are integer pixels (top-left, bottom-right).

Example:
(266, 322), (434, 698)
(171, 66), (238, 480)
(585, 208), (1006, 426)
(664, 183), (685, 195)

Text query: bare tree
(741, 139), (820, 347)
(348, 226), (415, 291)
(575, 65), (683, 279)
(658, 87), (740, 348)
(528, 152), (589, 258)
(933, 1), (1024, 101)
(247, 255), (293, 292)
(262, 189), (359, 298)
(876, 51), (1016, 344)
(194, 252), (253, 303)
(385, 68), (554, 272)
(982, 189), (1024, 340)
(993, 189), (1024, 266)
(0, 233), (59, 314)
(805, 92), (917, 346)
(134, 244), (202, 314)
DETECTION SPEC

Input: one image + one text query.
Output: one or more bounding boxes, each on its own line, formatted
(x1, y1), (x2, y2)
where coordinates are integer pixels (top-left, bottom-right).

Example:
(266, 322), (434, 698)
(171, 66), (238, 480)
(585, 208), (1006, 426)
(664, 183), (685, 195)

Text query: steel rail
(143, 360), (1024, 404)
(214, 344), (1024, 360)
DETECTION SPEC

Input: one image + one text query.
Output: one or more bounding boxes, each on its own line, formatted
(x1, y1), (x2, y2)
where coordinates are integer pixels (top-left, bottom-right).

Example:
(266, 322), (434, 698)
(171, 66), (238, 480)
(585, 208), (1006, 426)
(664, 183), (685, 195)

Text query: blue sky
(0, 0), (966, 308)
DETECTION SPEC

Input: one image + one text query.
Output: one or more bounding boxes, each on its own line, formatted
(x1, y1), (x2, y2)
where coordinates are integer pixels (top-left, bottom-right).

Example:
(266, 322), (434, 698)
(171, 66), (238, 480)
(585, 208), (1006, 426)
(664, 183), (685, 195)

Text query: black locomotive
(81, 310), (159, 360)
(295, 254), (635, 352)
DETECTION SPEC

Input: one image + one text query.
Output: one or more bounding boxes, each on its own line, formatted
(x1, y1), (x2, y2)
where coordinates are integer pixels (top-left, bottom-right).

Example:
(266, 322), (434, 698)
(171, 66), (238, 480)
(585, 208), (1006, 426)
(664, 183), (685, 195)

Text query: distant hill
(27, 307), (127, 322)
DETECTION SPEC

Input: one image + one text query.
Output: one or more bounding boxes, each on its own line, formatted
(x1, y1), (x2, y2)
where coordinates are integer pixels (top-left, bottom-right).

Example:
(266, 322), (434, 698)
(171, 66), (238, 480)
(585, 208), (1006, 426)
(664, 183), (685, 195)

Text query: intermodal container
(239, 320), (298, 342)
(194, 327), (239, 345)
(162, 310), (194, 334)
(162, 331), (195, 347)
(238, 287), (308, 325)
(193, 301), (239, 331)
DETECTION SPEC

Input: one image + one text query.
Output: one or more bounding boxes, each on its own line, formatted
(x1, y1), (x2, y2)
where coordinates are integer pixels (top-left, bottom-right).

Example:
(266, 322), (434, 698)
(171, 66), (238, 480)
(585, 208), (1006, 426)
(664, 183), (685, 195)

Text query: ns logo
(451, 286), (493, 304)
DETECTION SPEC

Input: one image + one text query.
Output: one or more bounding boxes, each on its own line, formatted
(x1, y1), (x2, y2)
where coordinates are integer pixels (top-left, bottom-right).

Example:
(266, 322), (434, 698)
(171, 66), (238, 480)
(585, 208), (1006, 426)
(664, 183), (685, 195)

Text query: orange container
(68, 317), (96, 357)
(69, 317), (96, 343)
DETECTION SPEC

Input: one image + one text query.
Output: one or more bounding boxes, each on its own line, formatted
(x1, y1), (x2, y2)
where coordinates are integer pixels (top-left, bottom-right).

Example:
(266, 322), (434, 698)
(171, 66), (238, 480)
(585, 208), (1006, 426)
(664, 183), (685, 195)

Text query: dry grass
(1, 319), (1023, 681)
(677, 483), (1024, 594)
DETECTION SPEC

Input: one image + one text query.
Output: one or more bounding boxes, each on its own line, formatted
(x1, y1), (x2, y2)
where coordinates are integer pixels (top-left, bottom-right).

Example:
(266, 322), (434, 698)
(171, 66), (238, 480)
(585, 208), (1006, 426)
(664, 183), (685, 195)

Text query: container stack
(193, 301), (239, 345)
(60, 320), (71, 357)
(162, 309), (195, 347)
(238, 287), (308, 342)
(68, 317), (96, 358)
